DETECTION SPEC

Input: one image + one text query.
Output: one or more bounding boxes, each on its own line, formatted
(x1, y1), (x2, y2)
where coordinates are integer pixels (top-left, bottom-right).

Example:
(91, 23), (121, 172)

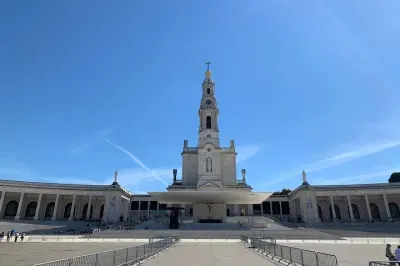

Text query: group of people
(0, 230), (26, 242)
(386, 244), (400, 265)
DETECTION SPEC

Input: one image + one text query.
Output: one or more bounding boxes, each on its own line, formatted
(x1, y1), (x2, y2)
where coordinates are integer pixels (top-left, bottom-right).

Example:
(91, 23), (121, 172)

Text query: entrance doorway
(226, 208), (230, 216)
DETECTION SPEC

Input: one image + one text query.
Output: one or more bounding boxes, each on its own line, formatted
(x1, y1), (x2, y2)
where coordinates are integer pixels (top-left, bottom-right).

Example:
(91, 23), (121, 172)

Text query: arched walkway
(25, 201), (37, 218)
(82, 204), (93, 219)
(4, 200), (18, 218)
(329, 204), (341, 220)
(389, 202), (400, 218)
(317, 205), (323, 221)
(347, 204), (360, 220)
(63, 203), (75, 219)
(45, 202), (55, 218)
(370, 203), (381, 220)
(100, 204), (104, 219)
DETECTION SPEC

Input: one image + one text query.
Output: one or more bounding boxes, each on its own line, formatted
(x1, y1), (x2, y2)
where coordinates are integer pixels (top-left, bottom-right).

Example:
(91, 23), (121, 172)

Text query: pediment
(199, 182), (219, 189)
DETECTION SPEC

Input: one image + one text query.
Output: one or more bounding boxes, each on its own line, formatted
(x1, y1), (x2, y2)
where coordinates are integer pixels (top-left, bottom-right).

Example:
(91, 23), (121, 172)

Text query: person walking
(386, 244), (397, 266)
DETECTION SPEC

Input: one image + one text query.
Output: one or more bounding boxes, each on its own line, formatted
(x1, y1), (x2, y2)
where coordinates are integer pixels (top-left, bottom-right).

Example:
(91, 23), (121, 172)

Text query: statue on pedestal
(183, 140), (188, 149)
(173, 169), (177, 184)
(241, 169), (246, 184)
(302, 170), (307, 183)
(114, 170), (118, 183)
(230, 140), (235, 148)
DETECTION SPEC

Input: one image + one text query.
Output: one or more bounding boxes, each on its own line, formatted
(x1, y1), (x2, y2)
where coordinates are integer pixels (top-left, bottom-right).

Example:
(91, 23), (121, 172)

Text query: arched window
(100, 204), (104, 219)
(389, 202), (400, 218)
(347, 204), (360, 220)
(4, 200), (18, 218)
(45, 202), (55, 218)
(82, 204), (94, 219)
(317, 205), (323, 221)
(329, 204), (341, 220)
(64, 203), (72, 218)
(25, 201), (37, 218)
(370, 203), (380, 220)
(207, 88), (211, 94)
(206, 116), (212, 129)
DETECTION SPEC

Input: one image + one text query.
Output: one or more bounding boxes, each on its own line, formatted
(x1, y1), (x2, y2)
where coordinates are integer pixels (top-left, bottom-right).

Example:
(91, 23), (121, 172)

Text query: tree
(272, 188), (292, 195)
(389, 173), (400, 183)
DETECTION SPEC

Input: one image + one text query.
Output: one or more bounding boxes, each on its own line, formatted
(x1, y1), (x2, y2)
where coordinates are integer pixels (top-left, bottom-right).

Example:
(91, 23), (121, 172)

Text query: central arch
(317, 205), (323, 221)
(45, 202), (55, 218)
(370, 203), (380, 220)
(25, 201), (37, 218)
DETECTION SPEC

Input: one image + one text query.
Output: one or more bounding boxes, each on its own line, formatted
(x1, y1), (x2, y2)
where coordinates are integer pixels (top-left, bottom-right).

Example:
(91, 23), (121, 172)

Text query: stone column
(102, 196), (109, 223)
(69, 195), (76, 221)
(329, 196), (337, 221)
(180, 204), (185, 216)
(233, 204), (239, 216)
(347, 195), (355, 222)
(269, 201), (273, 215)
(86, 195), (92, 220)
(124, 200), (130, 222)
(147, 201), (150, 218)
(0, 191), (6, 216)
(52, 194), (60, 221)
(279, 201), (283, 219)
(364, 195), (372, 221)
(156, 202), (159, 215)
(15, 192), (25, 220)
(383, 194), (392, 221)
(247, 204), (253, 216)
(138, 201), (141, 218)
(260, 203), (264, 216)
(33, 193), (43, 220)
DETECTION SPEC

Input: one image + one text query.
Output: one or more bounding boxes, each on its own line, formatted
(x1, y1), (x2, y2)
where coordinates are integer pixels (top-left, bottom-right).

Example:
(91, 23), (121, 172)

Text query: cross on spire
(206, 61), (211, 71)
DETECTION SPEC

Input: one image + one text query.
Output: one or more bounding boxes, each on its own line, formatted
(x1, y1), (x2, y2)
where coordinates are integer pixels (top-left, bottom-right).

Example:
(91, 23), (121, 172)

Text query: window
(206, 116), (212, 129)
(207, 88), (211, 94)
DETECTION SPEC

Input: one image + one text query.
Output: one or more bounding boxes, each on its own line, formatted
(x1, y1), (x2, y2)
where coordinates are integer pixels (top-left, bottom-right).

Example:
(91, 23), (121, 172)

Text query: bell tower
(198, 62), (220, 148)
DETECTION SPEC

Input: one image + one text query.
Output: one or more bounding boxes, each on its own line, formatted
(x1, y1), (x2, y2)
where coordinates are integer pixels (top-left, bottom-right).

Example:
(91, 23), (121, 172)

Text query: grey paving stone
(142, 243), (281, 266)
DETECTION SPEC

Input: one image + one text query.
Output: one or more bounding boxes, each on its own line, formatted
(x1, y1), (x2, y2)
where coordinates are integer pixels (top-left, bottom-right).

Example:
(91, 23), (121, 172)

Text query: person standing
(14, 232), (19, 242)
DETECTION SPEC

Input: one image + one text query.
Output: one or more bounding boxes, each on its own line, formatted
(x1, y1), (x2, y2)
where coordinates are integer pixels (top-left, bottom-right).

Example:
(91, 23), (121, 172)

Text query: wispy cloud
(68, 127), (115, 155)
(236, 144), (262, 163)
(263, 139), (400, 187)
(315, 168), (399, 185)
(106, 139), (169, 186)
(318, 140), (400, 164)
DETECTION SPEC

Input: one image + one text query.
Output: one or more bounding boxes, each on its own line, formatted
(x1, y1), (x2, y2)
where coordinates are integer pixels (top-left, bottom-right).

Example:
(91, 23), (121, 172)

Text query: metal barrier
(33, 236), (179, 266)
(241, 236), (338, 266)
(369, 261), (400, 266)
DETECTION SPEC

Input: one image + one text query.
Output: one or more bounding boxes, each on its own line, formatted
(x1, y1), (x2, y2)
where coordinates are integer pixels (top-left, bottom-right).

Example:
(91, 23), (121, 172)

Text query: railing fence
(369, 261), (400, 266)
(240, 235), (338, 266)
(33, 236), (179, 266)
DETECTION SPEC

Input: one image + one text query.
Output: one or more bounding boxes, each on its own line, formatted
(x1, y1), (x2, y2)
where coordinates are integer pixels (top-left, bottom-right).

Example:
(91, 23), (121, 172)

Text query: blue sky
(1, 1), (400, 194)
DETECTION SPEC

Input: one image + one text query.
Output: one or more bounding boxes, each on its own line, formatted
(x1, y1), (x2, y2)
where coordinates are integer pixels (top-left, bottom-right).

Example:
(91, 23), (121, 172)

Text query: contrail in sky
(106, 139), (168, 186)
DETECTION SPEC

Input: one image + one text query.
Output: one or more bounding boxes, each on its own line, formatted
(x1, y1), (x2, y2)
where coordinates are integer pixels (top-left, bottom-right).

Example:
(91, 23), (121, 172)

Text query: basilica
(0, 66), (400, 225)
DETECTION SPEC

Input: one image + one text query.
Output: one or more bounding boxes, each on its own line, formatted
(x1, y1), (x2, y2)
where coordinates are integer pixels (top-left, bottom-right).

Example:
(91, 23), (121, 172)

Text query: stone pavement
(283, 243), (388, 266)
(0, 242), (145, 266)
(142, 242), (281, 266)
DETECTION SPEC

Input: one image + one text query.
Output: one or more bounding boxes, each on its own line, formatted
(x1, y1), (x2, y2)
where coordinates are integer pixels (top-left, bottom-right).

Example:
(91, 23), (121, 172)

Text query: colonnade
(0, 191), (106, 221)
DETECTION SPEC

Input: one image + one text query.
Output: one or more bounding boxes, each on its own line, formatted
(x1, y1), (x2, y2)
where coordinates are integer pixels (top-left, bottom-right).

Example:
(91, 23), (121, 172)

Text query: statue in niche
(206, 157), (212, 172)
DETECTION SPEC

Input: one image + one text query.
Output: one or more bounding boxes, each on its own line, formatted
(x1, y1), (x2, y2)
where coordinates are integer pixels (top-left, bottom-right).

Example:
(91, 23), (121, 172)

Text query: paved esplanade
(142, 243), (280, 266)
